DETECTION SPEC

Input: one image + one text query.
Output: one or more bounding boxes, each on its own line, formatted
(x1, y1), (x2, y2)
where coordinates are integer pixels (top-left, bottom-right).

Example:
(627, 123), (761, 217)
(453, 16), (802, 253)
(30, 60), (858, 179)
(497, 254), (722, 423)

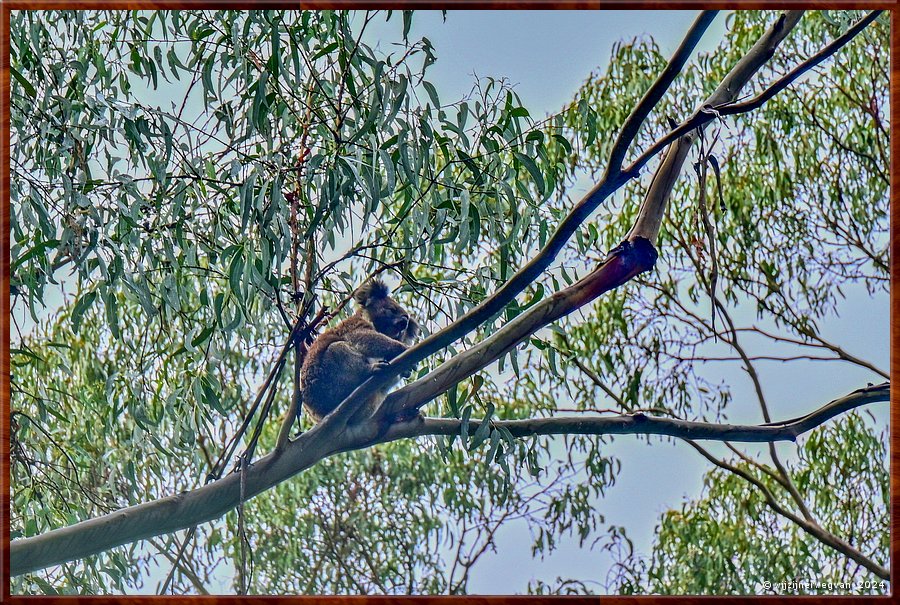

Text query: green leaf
(71, 291), (97, 333)
(228, 248), (245, 302)
(12, 239), (59, 271)
(10, 65), (36, 98)
(104, 288), (120, 340)
(191, 325), (215, 348)
(201, 56), (215, 97)
(456, 148), (483, 185)
(402, 11), (413, 39)
(469, 402), (494, 451)
(310, 41), (339, 61)
(10, 347), (43, 364)
(552, 133), (572, 154)
(447, 383), (459, 416)
(240, 175), (255, 229)
(514, 151), (545, 196)
(33, 577), (59, 595)
(486, 429), (501, 463)
(422, 80), (440, 108)
(460, 405), (472, 446)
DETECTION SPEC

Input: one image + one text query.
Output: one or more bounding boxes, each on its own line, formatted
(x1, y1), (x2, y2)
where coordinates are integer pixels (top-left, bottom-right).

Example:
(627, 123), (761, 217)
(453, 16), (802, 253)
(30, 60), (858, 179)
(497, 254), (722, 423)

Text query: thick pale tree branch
(10, 383), (888, 576)
(13, 10), (883, 579)
(623, 10), (881, 194)
(629, 10), (805, 241)
(322, 11), (720, 426)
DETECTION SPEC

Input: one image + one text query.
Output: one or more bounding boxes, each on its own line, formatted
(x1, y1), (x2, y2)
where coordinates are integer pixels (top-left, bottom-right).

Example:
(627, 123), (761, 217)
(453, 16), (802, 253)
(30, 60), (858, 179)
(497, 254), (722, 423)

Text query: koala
(301, 279), (419, 423)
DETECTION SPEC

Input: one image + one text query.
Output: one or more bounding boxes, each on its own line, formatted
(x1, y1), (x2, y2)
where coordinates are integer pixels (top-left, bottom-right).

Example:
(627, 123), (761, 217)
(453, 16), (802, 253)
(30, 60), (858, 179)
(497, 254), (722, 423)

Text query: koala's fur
(301, 279), (418, 423)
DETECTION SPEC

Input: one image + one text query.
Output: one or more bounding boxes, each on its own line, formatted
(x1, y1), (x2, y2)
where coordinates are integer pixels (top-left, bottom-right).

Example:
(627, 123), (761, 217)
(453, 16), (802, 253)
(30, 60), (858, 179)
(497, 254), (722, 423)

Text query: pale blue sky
(374, 11), (720, 591)
(361, 10), (889, 594)
(15, 9), (888, 595)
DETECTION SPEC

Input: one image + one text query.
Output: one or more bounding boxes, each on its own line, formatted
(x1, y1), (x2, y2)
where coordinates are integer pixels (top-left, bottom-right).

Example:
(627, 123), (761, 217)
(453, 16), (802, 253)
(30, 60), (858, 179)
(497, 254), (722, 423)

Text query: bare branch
(629, 10), (805, 241)
(713, 298), (815, 522)
(322, 12), (722, 421)
(606, 10), (719, 174)
(385, 383), (888, 445)
(623, 11), (881, 185)
(686, 439), (888, 580)
(10, 383), (887, 576)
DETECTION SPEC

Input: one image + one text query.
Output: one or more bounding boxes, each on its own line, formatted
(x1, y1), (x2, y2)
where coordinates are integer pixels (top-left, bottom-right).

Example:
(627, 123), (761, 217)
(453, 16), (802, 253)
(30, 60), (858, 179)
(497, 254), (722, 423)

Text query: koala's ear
(353, 278), (390, 307)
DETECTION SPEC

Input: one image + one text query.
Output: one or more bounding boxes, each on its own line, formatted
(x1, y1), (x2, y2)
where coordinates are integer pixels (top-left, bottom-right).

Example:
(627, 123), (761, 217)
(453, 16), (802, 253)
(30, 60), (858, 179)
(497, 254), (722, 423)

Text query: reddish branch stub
(569, 236), (658, 310)
(610, 237), (659, 280)
(597, 237), (659, 290)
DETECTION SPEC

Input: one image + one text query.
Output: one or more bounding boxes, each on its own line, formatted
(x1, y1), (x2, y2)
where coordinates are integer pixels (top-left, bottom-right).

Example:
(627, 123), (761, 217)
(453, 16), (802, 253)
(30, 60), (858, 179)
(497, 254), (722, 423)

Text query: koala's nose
(396, 315), (409, 330)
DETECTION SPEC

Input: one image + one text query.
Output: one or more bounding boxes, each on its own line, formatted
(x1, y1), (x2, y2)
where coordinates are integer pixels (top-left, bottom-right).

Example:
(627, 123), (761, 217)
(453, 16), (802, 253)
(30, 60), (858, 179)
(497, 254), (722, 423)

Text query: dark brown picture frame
(1, 1), (895, 601)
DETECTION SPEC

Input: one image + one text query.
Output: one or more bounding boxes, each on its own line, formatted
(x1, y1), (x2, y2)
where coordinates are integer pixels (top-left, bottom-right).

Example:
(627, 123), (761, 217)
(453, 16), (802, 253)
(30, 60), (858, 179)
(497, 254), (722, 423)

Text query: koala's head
(354, 279), (418, 343)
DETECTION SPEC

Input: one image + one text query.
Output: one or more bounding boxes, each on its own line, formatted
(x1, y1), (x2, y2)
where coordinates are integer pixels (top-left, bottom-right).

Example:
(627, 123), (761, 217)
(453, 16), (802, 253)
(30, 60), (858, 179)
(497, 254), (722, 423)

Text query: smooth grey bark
(11, 10), (884, 580)
(11, 381), (887, 576)
(8, 10), (792, 577)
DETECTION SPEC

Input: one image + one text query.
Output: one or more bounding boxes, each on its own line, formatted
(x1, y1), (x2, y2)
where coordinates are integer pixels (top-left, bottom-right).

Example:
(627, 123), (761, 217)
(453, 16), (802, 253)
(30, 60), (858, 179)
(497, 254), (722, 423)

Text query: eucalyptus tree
(546, 10), (889, 594)
(9, 9), (888, 594)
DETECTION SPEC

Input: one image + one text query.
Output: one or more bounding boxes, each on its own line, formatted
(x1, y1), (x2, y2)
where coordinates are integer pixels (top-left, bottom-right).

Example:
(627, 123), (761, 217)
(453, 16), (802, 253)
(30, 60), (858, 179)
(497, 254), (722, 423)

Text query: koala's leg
(323, 336), (410, 425)
(322, 342), (395, 424)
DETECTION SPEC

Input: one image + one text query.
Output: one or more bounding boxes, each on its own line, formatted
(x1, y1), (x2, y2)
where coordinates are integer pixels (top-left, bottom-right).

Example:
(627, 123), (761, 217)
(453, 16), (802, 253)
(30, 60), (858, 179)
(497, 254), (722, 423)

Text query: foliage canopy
(9, 9), (888, 595)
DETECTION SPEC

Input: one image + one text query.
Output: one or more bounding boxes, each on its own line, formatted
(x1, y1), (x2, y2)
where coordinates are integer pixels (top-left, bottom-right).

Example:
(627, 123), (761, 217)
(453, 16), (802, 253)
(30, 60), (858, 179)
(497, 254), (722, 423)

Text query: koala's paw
(392, 407), (424, 423)
(400, 361), (417, 379)
(372, 359), (390, 371)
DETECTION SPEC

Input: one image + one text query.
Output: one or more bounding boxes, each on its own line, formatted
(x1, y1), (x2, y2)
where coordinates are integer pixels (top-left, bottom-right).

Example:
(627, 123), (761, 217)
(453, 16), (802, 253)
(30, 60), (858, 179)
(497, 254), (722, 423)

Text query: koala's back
(301, 315), (377, 421)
